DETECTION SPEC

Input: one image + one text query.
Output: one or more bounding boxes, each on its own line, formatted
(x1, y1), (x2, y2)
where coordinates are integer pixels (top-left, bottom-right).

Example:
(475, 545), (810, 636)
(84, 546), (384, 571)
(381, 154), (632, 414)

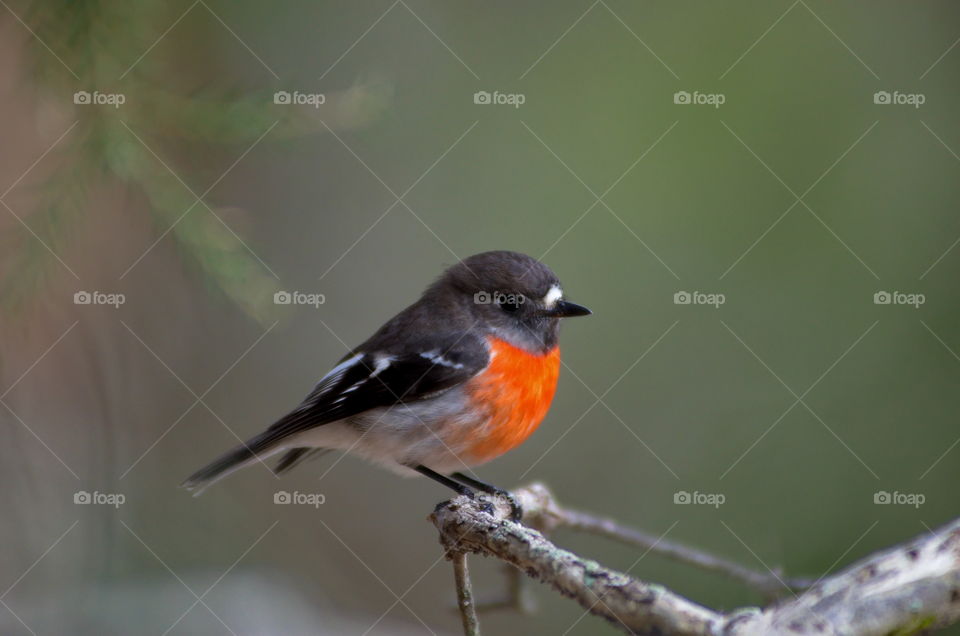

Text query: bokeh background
(2, 1), (959, 634)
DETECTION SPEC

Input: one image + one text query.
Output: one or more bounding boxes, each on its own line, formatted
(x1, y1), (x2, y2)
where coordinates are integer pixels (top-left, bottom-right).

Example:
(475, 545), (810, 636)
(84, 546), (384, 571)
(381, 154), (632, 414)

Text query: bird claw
(480, 491), (523, 522)
(506, 494), (523, 522)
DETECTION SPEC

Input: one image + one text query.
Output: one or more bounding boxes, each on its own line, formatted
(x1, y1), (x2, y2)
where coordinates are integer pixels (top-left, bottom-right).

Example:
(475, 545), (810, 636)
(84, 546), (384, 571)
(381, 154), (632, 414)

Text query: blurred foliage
(4, 0), (389, 322)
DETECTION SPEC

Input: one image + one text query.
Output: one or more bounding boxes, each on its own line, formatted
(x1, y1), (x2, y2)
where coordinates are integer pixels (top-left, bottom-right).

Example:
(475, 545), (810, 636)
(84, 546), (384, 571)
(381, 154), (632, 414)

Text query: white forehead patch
(543, 285), (563, 308)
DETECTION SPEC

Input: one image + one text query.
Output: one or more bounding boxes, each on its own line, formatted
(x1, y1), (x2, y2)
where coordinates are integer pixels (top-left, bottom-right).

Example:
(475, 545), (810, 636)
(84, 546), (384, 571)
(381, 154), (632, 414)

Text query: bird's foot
(504, 492), (523, 522)
(479, 490), (522, 522)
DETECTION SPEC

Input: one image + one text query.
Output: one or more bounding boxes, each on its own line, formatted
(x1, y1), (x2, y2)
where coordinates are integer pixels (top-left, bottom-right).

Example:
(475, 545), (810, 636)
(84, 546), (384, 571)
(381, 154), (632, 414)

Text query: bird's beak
(548, 300), (592, 318)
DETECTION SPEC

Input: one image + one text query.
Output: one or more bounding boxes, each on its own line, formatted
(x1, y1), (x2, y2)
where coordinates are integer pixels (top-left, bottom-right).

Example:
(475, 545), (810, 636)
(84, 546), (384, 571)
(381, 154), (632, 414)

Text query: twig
(432, 490), (721, 635)
(430, 482), (960, 635)
(451, 551), (481, 636)
(514, 483), (809, 598)
(561, 505), (810, 597)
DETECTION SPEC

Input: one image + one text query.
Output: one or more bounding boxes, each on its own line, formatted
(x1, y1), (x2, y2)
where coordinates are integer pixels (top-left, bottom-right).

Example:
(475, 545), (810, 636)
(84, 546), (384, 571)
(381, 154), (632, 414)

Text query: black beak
(549, 300), (592, 318)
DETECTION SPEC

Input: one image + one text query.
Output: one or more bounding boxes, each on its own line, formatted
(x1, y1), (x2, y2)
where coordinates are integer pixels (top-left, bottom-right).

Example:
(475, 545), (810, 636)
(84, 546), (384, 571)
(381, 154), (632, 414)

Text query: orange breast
(461, 337), (560, 463)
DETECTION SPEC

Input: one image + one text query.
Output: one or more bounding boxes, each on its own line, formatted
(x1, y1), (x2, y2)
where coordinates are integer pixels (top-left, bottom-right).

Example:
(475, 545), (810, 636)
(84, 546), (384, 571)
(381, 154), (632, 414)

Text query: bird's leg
(414, 465), (475, 499)
(450, 472), (522, 522)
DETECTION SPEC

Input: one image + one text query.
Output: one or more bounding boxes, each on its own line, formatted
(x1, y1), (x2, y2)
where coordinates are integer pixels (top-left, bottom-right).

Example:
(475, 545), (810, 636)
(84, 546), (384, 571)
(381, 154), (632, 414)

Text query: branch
(451, 551), (480, 636)
(432, 485), (722, 635)
(430, 482), (960, 635)
(516, 483), (810, 598)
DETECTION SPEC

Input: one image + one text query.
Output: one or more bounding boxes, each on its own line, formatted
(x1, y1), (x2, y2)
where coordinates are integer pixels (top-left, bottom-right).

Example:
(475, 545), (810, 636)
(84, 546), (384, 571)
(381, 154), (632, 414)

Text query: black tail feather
(181, 429), (281, 494)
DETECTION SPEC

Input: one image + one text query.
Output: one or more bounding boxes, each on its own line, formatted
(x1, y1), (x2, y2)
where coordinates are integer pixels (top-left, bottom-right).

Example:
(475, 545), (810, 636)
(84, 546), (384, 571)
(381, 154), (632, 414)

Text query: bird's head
(427, 250), (591, 353)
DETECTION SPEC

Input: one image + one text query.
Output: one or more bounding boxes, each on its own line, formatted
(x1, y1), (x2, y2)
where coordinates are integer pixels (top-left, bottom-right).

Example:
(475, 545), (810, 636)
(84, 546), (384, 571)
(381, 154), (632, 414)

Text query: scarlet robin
(183, 250), (590, 520)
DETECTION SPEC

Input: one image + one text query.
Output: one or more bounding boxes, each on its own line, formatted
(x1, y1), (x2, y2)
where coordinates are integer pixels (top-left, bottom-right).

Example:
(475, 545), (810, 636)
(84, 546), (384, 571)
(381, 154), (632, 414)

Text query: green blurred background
(1, 1), (959, 634)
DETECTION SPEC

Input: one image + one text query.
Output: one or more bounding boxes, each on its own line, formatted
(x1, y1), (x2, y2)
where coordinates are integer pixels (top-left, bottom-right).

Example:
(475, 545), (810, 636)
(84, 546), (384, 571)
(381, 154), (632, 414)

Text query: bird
(182, 250), (590, 520)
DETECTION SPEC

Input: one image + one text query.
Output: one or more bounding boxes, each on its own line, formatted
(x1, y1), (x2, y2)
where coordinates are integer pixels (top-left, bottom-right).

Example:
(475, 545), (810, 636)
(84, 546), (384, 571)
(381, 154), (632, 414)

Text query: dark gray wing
(265, 333), (488, 441)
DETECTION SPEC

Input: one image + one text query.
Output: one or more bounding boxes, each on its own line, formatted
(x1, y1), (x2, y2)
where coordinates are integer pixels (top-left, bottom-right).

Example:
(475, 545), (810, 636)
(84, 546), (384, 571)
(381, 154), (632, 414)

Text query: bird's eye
(498, 295), (523, 313)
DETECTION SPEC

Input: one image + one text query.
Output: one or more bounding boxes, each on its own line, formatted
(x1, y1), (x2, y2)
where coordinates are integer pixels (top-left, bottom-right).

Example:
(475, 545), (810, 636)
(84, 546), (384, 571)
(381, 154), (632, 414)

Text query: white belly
(284, 390), (485, 476)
